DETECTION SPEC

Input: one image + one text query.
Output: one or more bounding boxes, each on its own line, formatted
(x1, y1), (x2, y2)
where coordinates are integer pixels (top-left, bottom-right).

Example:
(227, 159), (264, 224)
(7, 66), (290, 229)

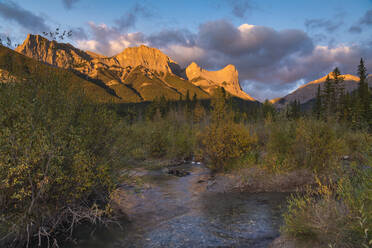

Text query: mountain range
(10, 34), (254, 102)
(0, 34), (370, 106)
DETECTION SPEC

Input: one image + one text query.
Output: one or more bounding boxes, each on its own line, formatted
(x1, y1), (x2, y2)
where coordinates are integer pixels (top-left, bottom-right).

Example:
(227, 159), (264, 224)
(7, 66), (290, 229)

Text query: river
(74, 163), (289, 248)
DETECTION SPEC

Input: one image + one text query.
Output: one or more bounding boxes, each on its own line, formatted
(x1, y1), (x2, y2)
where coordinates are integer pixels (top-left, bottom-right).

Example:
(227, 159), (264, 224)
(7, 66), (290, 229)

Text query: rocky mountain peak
(110, 45), (176, 74)
(15, 34), (94, 69)
(185, 62), (254, 101)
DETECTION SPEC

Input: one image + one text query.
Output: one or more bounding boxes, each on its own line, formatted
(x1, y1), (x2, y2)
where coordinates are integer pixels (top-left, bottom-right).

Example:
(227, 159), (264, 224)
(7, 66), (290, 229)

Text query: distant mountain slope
(14, 34), (254, 103)
(0, 44), (121, 102)
(272, 73), (372, 108)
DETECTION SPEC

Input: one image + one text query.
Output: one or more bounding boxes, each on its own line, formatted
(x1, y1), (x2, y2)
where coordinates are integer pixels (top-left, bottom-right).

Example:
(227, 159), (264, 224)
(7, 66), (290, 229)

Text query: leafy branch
(42, 27), (72, 41)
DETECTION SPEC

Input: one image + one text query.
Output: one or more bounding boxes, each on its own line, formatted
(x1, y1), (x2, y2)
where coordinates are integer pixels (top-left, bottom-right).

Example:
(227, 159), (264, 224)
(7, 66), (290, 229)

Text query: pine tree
(211, 87), (229, 123)
(193, 102), (206, 123)
(332, 67), (345, 114)
(357, 58), (370, 123)
(323, 74), (333, 115)
(185, 90), (192, 117)
(314, 85), (322, 119)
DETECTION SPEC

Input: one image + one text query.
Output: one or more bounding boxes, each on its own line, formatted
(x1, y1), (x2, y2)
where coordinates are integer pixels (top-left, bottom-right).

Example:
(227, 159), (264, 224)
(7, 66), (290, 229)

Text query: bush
(0, 74), (121, 247)
(292, 119), (346, 172)
(263, 119), (296, 172)
(282, 166), (372, 247)
(198, 121), (258, 171)
(263, 118), (347, 172)
(120, 117), (196, 164)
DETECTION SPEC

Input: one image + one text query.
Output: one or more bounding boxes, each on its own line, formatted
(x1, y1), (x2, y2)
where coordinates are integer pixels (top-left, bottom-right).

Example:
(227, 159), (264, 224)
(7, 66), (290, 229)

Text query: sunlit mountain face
(9, 33), (255, 102)
(0, 0), (371, 101)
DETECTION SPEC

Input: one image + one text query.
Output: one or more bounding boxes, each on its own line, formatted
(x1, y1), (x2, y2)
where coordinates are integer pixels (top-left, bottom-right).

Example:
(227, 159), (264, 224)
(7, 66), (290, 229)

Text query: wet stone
(167, 168), (191, 177)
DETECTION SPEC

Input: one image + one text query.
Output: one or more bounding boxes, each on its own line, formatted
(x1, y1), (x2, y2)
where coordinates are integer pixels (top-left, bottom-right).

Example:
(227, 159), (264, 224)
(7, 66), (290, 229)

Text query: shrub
(282, 190), (349, 246)
(292, 119), (346, 172)
(263, 118), (347, 173)
(263, 120), (296, 172)
(0, 74), (121, 247)
(282, 166), (372, 247)
(198, 121), (258, 171)
(342, 129), (372, 164)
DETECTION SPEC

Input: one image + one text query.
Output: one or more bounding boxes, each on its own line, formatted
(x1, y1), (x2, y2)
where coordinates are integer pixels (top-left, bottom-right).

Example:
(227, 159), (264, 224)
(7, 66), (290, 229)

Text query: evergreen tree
(314, 85), (322, 119)
(193, 101), (206, 123)
(158, 95), (169, 117)
(287, 100), (301, 119)
(323, 74), (333, 115)
(262, 100), (275, 119)
(357, 58), (370, 123)
(185, 90), (190, 102)
(185, 90), (192, 117)
(192, 93), (197, 103)
(211, 87), (229, 123)
(332, 67), (345, 114)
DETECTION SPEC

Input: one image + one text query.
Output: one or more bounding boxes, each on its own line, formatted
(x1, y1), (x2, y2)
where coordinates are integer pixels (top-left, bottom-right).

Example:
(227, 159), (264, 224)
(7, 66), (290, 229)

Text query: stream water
(74, 164), (289, 248)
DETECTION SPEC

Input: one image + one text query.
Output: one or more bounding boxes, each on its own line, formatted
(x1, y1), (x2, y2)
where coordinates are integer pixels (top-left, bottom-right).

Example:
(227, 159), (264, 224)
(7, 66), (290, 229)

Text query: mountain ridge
(14, 34), (255, 102)
(272, 73), (372, 108)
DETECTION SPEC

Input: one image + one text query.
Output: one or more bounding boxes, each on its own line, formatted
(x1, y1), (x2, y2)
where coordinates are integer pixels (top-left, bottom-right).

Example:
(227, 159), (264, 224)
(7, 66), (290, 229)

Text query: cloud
(70, 27), (88, 40)
(349, 9), (372, 34)
(0, 0), (50, 33)
(77, 22), (146, 55)
(147, 29), (196, 48)
(62, 0), (79, 9)
(360, 9), (372, 25)
(76, 3), (152, 55)
(349, 25), (362, 34)
(75, 19), (371, 100)
(114, 3), (151, 32)
(228, 0), (254, 18)
(305, 18), (342, 33)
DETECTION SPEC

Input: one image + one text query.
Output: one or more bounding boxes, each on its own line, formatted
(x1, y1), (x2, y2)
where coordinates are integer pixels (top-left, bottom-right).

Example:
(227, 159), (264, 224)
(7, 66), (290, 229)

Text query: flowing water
(74, 164), (289, 248)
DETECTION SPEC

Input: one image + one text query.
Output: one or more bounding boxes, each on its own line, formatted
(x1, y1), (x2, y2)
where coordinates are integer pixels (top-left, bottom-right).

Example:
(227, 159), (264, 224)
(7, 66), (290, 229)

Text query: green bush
(119, 117), (196, 164)
(263, 120), (296, 172)
(198, 121), (258, 171)
(282, 166), (372, 247)
(263, 118), (347, 172)
(292, 119), (346, 172)
(0, 74), (122, 247)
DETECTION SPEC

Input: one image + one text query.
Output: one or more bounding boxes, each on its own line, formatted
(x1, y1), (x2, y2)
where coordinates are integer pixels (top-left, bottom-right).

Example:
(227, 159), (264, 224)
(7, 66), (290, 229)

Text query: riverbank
(207, 166), (315, 193)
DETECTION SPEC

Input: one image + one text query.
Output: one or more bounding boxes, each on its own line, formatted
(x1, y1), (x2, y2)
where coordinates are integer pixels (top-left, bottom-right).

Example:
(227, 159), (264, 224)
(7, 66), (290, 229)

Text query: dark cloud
(229, 0), (253, 18)
(305, 18), (342, 33)
(349, 9), (372, 34)
(114, 3), (151, 32)
(62, 0), (80, 10)
(349, 25), (362, 34)
(193, 20), (314, 79)
(147, 29), (196, 48)
(0, 0), (50, 33)
(70, 27), (88, 40)
(360, 9), (372, 25)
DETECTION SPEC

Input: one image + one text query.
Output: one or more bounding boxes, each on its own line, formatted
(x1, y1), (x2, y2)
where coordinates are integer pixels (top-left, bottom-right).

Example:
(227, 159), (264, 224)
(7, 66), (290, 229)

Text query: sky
(0, 0), (371, 101)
